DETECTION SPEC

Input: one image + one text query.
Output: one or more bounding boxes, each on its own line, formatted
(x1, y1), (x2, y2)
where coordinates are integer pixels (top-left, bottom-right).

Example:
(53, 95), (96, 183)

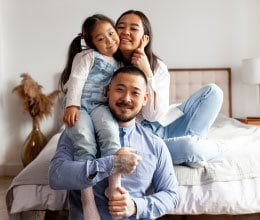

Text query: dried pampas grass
(12, 73), (60, 125)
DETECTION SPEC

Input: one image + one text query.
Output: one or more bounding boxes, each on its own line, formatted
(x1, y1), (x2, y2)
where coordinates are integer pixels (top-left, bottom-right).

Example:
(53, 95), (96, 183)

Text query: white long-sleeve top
(65, 49), (118, 108)
(141, 59), (183, 126)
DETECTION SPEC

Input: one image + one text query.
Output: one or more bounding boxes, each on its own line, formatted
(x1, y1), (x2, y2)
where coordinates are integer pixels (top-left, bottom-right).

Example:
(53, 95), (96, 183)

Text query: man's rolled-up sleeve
(48, 131), (115, 190)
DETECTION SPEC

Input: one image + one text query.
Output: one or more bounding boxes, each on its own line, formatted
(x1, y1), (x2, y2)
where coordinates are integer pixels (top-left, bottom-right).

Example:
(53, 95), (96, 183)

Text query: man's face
(107, 72), (148, 126)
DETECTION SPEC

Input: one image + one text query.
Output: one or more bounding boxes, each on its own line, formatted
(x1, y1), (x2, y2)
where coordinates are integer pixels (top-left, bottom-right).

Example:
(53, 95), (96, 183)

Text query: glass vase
(21, 118), (47, 167)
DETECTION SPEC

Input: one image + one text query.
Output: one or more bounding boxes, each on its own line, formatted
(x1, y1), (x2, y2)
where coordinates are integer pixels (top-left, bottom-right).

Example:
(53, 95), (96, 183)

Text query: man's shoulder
(135, 123), (165, 145)
(135, 123), (170, 161)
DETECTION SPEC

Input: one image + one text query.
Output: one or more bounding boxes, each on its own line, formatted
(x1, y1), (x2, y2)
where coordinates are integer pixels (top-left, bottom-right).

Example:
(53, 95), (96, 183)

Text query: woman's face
(116, 13), (144, 54)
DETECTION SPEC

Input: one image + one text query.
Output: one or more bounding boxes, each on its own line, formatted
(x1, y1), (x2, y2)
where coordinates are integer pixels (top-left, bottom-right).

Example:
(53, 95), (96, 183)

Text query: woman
(115, 10), (223, 167)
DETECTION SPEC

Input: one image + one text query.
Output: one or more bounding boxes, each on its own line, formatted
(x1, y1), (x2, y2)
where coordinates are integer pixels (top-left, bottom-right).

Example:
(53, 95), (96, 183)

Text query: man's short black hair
(111, 66), (148, 85)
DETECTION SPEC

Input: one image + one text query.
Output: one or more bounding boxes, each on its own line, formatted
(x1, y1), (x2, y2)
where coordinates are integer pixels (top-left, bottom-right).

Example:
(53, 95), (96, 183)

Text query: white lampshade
(242, 57), (260, 84)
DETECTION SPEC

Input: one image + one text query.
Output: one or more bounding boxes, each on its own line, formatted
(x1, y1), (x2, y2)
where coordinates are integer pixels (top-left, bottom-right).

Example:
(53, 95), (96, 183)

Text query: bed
(6, 68), (260, 220)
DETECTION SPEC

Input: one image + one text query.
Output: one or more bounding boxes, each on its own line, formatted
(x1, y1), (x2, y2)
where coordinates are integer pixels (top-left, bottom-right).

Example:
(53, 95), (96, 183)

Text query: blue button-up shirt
(49, 122), (179, 219)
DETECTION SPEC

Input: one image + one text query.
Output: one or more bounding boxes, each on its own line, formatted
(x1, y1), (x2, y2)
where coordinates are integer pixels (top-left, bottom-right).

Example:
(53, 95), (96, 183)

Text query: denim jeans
(65, 109), (97, 161)
(64, 51), (120, 161)
(66, 105), (120, 161)
(142, 84), (223, 165)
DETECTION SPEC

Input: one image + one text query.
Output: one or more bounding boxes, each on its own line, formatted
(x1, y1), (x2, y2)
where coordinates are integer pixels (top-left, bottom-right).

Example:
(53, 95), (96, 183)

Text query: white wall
(1, 0), (260, 175)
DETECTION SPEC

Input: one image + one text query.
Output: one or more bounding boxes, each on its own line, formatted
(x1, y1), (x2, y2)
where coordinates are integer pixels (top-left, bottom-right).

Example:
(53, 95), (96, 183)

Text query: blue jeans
(65, 105), (120, 161)
(142, 84), (223, 165)
(65, 109), (96, 160)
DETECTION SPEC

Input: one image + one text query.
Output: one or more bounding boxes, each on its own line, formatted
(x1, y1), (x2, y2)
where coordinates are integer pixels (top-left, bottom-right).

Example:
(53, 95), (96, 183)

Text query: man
(48, 66), (179, 219)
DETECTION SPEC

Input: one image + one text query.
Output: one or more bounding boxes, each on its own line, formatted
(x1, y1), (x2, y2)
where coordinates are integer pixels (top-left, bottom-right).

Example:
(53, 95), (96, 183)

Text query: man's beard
(109, 101), (138, 123)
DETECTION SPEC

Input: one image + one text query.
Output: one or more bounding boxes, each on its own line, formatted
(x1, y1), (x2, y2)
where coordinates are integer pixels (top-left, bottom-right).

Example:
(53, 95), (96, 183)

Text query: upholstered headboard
(168, 68), (232, 117)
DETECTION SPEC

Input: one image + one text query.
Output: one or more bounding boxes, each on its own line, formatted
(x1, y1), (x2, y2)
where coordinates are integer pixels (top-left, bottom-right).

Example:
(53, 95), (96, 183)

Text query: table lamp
(242, 57), (260, 119)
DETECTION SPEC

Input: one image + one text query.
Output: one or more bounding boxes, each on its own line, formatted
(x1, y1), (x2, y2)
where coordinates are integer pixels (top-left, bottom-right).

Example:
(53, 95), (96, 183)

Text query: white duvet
(6, 115), (260, 215)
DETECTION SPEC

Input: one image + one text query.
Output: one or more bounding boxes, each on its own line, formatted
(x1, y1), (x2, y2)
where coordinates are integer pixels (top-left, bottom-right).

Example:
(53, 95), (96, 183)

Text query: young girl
(60, 14), (121, 220)
(60, 14), (148, 220)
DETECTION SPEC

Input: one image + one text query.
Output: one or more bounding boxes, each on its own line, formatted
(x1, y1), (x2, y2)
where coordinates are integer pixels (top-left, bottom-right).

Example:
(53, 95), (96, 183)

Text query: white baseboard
(0, 164), (23, 176)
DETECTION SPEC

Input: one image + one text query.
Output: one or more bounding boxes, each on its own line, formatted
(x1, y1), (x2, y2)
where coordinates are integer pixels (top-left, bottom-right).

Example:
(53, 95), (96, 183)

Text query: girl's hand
(63, 106), (80, 127)
(114, 147), (142, 174)
(108, 186), (136, 218)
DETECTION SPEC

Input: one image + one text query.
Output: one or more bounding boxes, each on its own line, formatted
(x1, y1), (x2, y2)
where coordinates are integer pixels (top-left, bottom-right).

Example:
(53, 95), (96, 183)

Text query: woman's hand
(131, 35), (153, 78)
(63, 106), (80, 127)
(139, 35), (149, 51)
(108, 186), (136, 218)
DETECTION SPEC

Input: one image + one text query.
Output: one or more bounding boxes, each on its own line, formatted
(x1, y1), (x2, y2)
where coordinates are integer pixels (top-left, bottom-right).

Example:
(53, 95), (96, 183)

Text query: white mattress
(6, 115), (260, 215)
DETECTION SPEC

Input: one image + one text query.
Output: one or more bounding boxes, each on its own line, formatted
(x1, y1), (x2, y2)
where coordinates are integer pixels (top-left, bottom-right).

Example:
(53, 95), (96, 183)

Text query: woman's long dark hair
(115, 10), (159, 72)
(59, 14), (115, 93)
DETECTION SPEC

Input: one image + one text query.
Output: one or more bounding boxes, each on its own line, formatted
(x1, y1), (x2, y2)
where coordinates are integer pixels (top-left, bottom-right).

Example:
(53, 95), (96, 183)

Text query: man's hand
(108, 186), (136, 218)
(63, 106), (80, 127)
(114, 147), (142, 174)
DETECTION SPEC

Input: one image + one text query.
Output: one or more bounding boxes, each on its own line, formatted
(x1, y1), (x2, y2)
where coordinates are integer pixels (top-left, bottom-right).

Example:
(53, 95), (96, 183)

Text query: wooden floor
(0, 176), (14, 220)
(159, 214), (260, 220)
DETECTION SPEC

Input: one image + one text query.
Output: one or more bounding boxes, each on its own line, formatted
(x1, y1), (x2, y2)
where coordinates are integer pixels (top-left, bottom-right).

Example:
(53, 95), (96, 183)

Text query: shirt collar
(119, 122), (135, 135)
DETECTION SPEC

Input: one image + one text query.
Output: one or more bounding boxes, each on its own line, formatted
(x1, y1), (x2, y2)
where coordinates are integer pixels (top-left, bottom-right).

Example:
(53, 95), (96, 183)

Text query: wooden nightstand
(236, 117), (260, 125)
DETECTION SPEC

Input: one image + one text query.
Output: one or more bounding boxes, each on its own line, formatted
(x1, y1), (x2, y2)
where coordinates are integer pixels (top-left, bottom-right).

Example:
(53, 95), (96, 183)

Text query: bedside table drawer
(236, 117), (260, 125)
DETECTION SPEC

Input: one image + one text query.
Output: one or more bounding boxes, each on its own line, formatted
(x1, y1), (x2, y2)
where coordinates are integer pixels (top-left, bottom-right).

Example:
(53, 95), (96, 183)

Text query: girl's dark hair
(111, 66), (148, 85)
(59, 14), (115, 92)
(114, 10), (159, 72)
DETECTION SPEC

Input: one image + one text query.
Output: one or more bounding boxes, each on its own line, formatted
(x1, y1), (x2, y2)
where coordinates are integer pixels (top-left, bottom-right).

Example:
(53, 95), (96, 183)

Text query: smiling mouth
(107, 44), (116, 49)
(116, 103), (133, 109)
(120, 38), (131, 43)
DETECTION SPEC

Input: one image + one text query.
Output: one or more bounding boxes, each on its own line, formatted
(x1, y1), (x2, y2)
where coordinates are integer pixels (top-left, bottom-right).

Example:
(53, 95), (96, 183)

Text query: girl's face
(116, 14), (144, 54)
(91, 21), (119, 57)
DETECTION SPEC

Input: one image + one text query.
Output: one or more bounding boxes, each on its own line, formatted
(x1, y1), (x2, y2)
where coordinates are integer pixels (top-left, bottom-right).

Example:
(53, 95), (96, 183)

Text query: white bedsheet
(6, 115), (260, 215)
(172, 114), (260, 214)
(173, 178), (260, 215)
